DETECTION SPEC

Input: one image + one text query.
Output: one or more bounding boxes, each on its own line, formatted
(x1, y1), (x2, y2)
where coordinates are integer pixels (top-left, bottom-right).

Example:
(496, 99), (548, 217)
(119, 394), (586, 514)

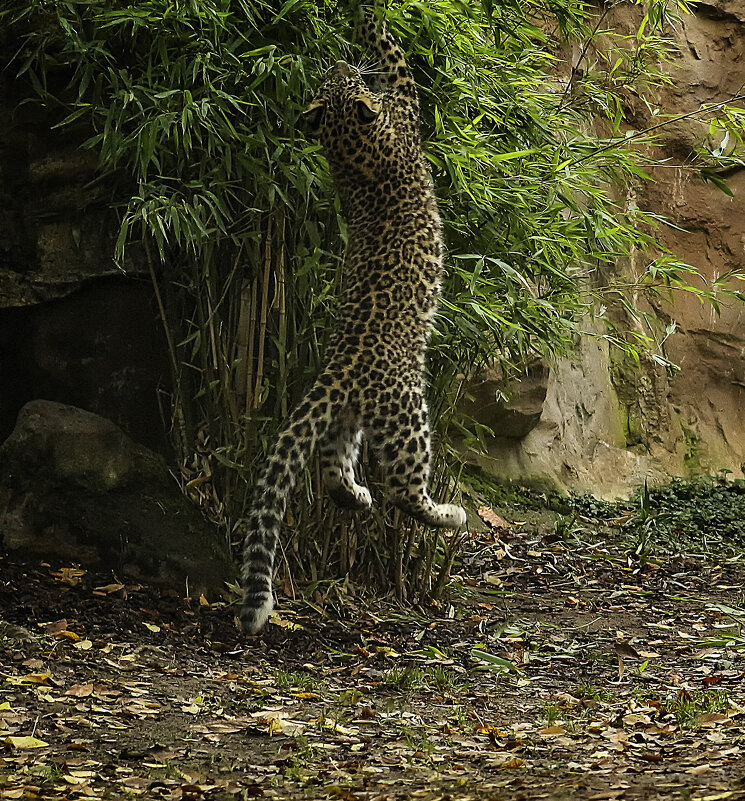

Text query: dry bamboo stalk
(402, 520), (417, 578)
(276, 209), (288, 418)
(246, 276), (258, 415)
(218, 317), (240, 428)
(418, 531), (437, 599)
(340, 519), (349, 575)
(254, 215), (273, 410)
(392, 511), (404, 601)
(144, 239), (188, 458)
(235, 280), (253, 408)
(318, 464), (333, 576)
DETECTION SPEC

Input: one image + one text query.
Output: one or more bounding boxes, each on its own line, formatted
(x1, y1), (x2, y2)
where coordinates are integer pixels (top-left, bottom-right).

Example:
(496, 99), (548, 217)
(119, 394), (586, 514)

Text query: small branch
(563, 93), (745, 169)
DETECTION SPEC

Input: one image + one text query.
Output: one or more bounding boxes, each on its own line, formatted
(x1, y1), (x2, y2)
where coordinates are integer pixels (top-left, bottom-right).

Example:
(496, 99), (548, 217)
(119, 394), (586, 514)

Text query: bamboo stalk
(391, 510), (404, 602)
(340, 518), (349, 575)
(144, 238), (188, 459)
(235, 271), (253, 409)
(401, 521), (417, 586)
(254, 215), (273, 410)
(246, 275), (258, 415)
(276, 209), (288, 418)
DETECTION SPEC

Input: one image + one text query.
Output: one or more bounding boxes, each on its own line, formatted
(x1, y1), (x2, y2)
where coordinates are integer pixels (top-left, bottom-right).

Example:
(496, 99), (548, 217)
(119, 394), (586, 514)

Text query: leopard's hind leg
(319, 409), (372, 511)
(363, 388), (466, 529)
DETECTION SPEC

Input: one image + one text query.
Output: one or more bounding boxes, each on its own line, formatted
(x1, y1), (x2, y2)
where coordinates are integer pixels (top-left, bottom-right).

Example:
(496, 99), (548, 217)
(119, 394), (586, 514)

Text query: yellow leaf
(5, 672), (50, 686)
(268, 613), (303, 630)
(94, 583), (125, 594)
(54, 630), (81, 642)
(266, 716), (305, 736)
(3, 735), (49, 749)
(51, 567), (86, 586)
(62, 774), (88, 785)
(373, 646), (400, 658)
(143, 623), (161, 633)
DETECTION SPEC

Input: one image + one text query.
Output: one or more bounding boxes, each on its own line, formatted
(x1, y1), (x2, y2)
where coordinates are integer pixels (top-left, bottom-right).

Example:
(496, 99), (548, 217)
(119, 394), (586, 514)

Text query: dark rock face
(0, 59), (143, 307)
(0, 400), (236, 597)
(0, 279), (170, 451)
(0, 39), (165, 453)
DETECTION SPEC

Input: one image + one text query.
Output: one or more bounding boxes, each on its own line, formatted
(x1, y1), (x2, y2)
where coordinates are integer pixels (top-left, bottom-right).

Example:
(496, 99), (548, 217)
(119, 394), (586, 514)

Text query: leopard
(239, 4), (467, 635)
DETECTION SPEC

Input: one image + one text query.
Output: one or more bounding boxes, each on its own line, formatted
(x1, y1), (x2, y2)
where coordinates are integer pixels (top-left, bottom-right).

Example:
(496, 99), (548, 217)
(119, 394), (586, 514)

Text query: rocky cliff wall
(0, 41), (169, 451)
(470, 0), (745, 496)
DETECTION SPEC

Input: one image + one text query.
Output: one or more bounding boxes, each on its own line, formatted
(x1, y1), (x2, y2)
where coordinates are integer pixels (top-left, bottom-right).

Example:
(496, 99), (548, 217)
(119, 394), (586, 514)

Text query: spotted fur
(239, 6), (467, 634)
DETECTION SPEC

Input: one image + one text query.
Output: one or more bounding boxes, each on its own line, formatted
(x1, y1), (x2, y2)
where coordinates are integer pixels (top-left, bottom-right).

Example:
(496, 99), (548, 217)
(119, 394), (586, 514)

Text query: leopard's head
(302, 61), (392, 179)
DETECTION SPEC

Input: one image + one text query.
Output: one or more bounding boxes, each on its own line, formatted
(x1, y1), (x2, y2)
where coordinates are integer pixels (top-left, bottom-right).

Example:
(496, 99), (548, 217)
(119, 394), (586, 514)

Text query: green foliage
(8, 0), (743, 598)
(627, 475), (745, 554)
(562, 474), (745, 556)
(383, 665), (427, 691)
(274, 669), (324, 691)
(663, 689), (731, 729)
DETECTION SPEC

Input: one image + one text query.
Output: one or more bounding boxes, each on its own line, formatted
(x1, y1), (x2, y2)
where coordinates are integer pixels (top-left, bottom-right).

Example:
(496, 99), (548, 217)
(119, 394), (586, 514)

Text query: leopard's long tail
(239, 376), (346, 634)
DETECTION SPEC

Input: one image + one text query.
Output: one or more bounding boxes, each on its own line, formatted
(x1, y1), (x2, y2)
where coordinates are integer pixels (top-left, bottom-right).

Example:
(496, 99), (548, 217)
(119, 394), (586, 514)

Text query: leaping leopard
(239, 4), (467, 634)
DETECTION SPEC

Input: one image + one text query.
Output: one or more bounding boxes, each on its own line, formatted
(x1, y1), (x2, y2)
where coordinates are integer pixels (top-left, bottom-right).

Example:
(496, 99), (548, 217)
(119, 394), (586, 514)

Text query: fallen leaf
(372, 646), (400, 658)
(54, 630), (81, 642)
(325, 785), (357, 801)
(538, 726), (566, 736)
(698, 713), (729, 726)
(3, 735), (49, 749)
(94, 583), (125, 595)
(477, 506), (511, 531)
(268, 717), (305, 736)
(65, 683), (95, 697)
(51, 567), (86, 586)
(5, 672), (51, 686)
(41, 619), (68, 634)
(268, 613), (303, 631)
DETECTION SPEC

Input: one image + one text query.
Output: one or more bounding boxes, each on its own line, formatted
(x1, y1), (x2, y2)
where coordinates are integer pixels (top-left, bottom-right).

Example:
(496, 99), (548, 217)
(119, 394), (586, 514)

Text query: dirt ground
(2, 509), (745, 800)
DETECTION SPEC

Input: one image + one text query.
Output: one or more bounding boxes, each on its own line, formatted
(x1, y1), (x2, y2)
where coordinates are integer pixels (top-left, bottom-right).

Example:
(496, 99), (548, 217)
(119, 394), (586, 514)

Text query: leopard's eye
(355, 98), (378, 125)
(301, 103), (325, 133)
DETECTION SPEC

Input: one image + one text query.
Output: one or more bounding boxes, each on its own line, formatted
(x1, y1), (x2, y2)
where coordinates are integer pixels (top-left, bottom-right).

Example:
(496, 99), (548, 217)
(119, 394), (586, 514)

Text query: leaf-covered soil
(2, 510), (745, 801)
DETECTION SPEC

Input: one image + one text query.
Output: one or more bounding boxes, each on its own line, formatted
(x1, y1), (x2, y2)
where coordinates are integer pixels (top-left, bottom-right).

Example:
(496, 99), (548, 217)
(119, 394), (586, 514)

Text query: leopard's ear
(355, 97), (379, 125)
(301, 101), (325, 134)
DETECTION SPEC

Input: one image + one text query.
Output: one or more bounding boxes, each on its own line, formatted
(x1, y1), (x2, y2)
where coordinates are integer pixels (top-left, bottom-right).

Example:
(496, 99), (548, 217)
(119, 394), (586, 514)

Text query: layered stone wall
(469, 0), (745, 496)
(0, 35), (168, 451)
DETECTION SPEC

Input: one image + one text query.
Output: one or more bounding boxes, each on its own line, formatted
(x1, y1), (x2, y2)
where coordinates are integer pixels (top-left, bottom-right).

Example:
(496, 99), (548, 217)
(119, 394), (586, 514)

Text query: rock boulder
(0, 400), (236, 597)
